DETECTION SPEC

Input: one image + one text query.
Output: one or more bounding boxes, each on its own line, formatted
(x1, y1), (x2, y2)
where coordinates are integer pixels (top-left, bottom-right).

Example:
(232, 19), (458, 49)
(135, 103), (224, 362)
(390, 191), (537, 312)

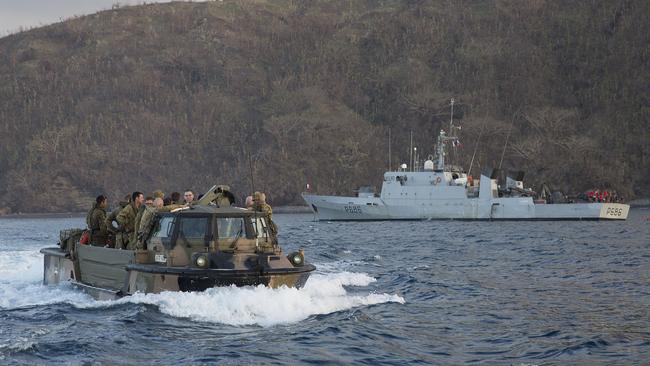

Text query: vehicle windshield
(152, 216), (174, 238)
(178, 217), (208, 239)
(217, 217), (244, 240)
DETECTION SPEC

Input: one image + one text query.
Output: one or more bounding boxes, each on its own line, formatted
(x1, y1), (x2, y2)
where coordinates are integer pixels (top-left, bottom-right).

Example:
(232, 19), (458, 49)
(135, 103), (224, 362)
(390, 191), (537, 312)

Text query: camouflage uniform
(132, 205), (147, 247)
(253, 202), (273, 221)
(159, 204), (187, 212)
(88, 204), (108, 246)
(116, 203), (139, 250)
(253, 201), (277, 237)
(136, 205), (157, 250)
(105, 201), (128, 249)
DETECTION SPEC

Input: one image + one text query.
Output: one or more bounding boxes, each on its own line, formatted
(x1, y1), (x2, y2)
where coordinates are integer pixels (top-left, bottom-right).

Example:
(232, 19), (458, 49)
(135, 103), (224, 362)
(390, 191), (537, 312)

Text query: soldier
(88, 195), (109, 246)
(170, 192), (181, 204)
(135, 197), (165, 250)
(253, 191), (277, 237)
(183, 189), (195, 204)
(253, 192), (273, 220)
(133, 200), (148, 247)
(153, 190), (164, 200)
(144, 196), (154, 206)
(245, 195), (254, 209)
(105, 194), (130, 249)
(117, 191), (145, 250)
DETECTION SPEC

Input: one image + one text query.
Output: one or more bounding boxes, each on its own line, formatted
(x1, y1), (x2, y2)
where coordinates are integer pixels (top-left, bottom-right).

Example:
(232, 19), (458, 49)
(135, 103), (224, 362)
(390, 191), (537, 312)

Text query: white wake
(0, 250), (404, 326)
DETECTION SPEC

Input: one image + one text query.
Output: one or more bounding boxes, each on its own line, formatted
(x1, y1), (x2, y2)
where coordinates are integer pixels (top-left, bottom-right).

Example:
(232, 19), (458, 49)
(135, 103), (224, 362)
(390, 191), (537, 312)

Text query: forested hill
(0, 1), (648, 213)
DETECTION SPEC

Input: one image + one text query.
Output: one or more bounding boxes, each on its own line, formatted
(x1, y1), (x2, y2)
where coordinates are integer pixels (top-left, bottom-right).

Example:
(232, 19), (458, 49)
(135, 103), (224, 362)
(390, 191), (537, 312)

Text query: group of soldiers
(85, 187), (273, 250)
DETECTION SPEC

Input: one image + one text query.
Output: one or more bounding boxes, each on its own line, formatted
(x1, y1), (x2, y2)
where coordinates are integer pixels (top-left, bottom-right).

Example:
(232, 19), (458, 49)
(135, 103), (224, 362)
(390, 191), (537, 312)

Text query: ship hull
(302, 193), (630, 221)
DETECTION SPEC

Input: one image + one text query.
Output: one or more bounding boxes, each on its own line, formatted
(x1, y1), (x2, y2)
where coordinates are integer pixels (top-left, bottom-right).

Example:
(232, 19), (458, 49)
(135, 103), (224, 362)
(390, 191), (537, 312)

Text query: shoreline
(0, 205), (313, 219)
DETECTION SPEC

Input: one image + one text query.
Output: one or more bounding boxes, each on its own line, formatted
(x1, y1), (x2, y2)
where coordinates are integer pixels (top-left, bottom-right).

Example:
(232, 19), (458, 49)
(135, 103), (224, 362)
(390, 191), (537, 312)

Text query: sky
(0, 0), (195, 36)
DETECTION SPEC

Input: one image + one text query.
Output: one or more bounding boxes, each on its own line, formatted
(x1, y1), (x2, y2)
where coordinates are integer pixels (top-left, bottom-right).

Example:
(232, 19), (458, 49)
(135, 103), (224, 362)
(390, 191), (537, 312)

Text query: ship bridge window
(179, 217), (209, 239)
(217, 217), (245, 239)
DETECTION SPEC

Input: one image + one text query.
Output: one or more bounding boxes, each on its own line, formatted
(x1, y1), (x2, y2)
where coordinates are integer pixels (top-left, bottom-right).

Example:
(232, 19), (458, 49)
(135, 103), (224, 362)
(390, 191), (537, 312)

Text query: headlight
(288, 251), (304, 266)
(195, 255), (208, 268)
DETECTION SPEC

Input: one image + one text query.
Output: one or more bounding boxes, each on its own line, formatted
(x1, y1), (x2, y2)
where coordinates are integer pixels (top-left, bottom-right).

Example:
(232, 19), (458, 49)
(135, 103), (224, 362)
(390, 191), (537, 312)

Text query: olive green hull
(126, 263), (315, 293)
(41, 247), (315, 300)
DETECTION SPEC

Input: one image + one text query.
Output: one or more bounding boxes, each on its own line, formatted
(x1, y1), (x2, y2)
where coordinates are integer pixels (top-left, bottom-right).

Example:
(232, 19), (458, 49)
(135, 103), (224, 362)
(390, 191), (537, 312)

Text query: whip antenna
(248, 149), (256, 195)
(499, 111), (518, 170)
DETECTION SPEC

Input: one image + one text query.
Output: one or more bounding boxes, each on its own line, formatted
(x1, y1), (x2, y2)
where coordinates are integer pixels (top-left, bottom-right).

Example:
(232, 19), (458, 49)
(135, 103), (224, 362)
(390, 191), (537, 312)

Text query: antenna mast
(499, 111), (517, 170)
(468, 120), (486, 176)
(409, 130), (413, 172)
(449, 98), (455, 133)
(248, 149), (256, 196)
(388, 127), (392, 171)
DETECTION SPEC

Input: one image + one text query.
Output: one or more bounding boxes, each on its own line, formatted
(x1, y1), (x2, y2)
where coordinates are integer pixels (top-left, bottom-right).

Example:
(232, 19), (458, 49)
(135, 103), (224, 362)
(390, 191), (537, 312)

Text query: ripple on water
(1, 212), (650, 364)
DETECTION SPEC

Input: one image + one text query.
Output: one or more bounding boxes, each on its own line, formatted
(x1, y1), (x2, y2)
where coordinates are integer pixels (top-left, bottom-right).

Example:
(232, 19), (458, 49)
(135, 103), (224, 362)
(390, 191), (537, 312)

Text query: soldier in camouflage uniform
(105, 194), (130, 249)
(133, 204), (147, 247)
(88, 195), (109, 246)
(135, 198), (187, 250)
(117, 191), (145, 250)
(253, 191), (277, 237)
(135, 197), (164, 250)
(252, 192), (273, 219)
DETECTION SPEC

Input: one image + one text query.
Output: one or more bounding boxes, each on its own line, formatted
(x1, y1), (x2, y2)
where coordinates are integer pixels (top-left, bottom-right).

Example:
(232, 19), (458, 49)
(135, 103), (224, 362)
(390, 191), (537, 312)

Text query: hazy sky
(0, 1), (197, 36)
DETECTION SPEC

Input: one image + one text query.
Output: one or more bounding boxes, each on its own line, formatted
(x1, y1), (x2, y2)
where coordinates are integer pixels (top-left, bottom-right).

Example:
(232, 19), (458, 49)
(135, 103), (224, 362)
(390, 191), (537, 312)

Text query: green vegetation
(0, 0), (647, 213)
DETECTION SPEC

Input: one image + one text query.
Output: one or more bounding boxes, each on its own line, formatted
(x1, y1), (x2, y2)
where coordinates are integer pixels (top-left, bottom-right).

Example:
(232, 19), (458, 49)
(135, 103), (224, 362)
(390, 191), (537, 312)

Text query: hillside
(0, 0), (648, 213)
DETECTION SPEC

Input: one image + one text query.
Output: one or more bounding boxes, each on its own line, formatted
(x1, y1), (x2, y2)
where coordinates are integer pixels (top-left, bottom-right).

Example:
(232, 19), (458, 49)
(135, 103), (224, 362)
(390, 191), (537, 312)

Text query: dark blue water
(1, 209), (649, 365)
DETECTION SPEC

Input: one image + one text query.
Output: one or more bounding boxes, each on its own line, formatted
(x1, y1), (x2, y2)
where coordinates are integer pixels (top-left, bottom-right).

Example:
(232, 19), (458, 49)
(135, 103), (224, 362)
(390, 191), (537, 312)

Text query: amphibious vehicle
(41, 197), (315, 300)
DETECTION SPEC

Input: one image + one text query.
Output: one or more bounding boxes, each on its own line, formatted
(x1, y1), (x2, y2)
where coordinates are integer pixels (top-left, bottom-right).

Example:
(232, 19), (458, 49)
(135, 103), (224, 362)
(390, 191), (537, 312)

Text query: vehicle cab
(145, 206), (287, 269)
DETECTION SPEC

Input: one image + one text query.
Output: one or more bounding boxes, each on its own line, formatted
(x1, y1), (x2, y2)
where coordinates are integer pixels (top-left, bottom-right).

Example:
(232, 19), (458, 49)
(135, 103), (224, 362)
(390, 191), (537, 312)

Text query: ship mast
(435, 98), (461, 171)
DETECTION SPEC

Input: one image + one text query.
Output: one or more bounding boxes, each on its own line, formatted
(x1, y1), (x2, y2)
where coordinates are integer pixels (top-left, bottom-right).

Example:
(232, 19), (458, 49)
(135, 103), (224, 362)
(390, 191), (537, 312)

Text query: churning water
(1, 210), (649, 365)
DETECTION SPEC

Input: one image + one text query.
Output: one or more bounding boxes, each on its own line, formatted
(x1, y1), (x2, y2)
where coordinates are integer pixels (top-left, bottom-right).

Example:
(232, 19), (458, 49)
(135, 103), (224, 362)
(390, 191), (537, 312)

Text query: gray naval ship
(303, 111), (629, 221)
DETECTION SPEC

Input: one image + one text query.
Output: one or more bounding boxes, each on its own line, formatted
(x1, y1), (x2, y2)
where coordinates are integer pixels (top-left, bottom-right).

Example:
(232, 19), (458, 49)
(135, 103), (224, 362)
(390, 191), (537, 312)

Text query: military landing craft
(41, 186), (315, 300)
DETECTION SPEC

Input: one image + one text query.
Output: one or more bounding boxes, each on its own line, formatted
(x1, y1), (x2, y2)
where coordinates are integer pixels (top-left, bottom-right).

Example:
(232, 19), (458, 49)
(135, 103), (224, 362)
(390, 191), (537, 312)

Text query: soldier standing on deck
(88, 195), (109, 246)
(105, 194), (130, 249)
(117, 191), (145, 250)
(253, 191), (277, 237)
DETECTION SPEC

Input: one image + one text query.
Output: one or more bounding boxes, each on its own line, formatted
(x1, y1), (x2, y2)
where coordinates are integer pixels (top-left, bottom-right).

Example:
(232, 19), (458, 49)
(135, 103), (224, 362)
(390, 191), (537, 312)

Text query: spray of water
(0, 250), (404, 327)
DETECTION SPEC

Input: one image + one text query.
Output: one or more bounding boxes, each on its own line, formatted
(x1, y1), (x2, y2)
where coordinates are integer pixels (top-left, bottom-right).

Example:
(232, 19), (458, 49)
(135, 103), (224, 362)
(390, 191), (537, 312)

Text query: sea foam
(1, 250), (404, 326)
(96, 271), (404, 327)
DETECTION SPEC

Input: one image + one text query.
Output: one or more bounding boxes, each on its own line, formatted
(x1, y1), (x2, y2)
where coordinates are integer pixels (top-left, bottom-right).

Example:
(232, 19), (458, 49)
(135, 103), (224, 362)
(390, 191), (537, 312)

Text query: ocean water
(1, 210), (649, 365)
